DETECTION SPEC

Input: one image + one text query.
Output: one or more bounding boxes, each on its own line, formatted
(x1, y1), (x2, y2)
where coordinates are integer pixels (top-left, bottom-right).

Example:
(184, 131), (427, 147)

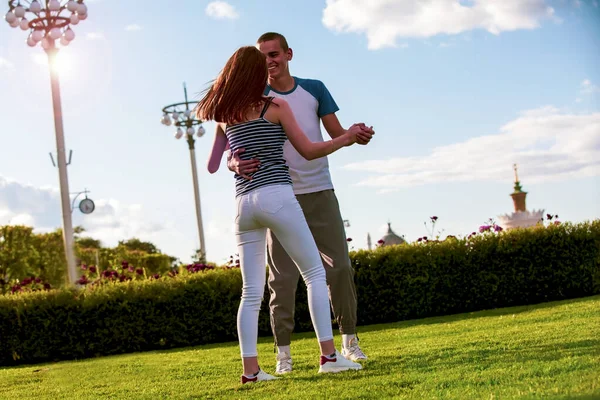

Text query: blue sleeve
(297, 78), (339, 117)
(317, 81), (339, 118)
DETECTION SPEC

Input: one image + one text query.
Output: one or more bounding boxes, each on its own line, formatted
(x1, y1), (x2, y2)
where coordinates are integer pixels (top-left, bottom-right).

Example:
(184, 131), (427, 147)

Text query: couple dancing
(196, 32), (375, 384)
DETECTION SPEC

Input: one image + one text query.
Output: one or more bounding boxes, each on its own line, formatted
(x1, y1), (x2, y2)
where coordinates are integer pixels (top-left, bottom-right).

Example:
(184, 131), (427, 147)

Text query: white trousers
(235, 184), (334, 357)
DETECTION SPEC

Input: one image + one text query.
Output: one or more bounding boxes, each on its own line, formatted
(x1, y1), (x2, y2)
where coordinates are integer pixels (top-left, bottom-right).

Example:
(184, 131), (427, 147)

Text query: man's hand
(227, 148), (260, 181)
(351, 123), (375, 145)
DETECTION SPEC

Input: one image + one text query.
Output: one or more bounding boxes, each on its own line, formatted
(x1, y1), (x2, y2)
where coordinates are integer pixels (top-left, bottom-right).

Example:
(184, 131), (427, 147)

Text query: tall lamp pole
(4, 0), (89, 285)
(160, 83), (207, 260)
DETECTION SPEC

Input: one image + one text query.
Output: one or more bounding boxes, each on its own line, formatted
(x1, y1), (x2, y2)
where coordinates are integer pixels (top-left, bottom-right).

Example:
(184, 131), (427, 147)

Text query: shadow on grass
(352, 295), (600, 335)
(389, 338), (600, 374)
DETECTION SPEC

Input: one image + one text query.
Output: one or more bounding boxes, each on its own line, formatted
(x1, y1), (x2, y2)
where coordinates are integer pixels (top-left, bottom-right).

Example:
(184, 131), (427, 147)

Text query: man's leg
(266, 230), (301, 348)
(296, 190), (366, 360)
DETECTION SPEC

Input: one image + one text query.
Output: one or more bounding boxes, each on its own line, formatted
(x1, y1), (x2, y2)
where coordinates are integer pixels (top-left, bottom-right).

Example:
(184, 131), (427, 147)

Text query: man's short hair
(257, 32), (289, 52)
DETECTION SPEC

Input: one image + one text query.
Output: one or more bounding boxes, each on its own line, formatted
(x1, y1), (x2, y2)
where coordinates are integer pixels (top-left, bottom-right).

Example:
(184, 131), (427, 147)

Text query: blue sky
(1, 0), (599, 265)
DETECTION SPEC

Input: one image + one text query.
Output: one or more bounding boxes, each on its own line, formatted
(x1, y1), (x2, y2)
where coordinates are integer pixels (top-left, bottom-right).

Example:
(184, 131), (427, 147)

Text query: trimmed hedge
(0, 269), (251, 365)
(353, 220), (600, 325)
(1, 220), (599, 365)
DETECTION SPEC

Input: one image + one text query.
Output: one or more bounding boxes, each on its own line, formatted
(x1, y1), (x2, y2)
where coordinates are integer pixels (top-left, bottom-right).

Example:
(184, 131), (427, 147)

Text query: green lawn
(1, 296), (599, 399)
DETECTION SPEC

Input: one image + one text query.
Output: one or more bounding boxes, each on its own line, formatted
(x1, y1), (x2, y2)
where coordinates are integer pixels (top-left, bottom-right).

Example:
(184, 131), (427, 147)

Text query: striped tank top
(225, 98), (293, 197)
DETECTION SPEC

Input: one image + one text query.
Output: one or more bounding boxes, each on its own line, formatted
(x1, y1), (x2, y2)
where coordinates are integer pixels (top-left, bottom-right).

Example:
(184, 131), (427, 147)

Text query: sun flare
(32, 50), (75, 77)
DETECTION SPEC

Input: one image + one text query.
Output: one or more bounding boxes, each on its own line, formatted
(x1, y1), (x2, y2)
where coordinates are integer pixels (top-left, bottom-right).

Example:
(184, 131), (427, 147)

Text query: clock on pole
(79, 198), (95, 214)
(70, 189), (95, 215)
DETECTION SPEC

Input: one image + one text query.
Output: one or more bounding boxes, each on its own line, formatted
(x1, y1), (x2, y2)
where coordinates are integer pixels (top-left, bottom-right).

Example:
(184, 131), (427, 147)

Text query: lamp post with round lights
(4, 0), (89, 285)
(161, 83), (207, 260)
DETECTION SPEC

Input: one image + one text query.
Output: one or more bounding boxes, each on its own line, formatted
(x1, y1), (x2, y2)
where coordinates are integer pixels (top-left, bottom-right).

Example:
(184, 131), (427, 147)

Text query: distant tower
(511, 163), (527, 212)
(497, 164), (544, 230)
(367, 233), (372, 250)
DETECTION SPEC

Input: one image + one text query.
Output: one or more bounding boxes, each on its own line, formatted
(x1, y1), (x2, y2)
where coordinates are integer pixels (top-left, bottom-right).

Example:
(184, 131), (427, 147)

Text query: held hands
(227, 148), (259, 181)
(346, 123), (375, 146)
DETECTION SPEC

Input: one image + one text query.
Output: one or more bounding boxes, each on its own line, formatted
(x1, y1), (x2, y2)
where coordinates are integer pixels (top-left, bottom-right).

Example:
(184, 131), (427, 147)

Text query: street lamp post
(160, 83), (207, 260)
(5, 0), (89, 284)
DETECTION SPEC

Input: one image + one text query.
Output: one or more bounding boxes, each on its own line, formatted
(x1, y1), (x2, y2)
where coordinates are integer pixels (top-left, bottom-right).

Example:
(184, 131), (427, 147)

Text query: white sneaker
(318, 351), (363, 373)
(276, 352), (293, 374)
(342, 338), (368, 361)
(241, 369), (278, 384)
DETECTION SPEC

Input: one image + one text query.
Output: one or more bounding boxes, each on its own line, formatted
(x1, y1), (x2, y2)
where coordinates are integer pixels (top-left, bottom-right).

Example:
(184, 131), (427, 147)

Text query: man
(227, 32), (374, 374)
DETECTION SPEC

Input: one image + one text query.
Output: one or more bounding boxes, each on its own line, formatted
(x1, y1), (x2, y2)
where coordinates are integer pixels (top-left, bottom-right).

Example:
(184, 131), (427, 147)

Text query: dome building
(379, 222), (406, 246)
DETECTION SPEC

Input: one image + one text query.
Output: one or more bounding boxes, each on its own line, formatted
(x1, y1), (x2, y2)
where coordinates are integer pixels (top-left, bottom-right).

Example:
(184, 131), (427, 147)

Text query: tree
(77, 237), (102, 249)
(33, 230), (67, 287)
(0, 225), (39, 282)
(117, 238), (159, 254)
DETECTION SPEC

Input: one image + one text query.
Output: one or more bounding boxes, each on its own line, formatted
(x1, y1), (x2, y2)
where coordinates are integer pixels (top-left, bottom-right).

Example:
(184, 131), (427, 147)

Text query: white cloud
(580, 79), (599, 95)
(0, 176), (238, 264)
(0, 176), (174, 251)
(322, 0), (557, 50)
(4, 212), (35, 226)
(206, 1), (239, 20)
(343, 106), (600, 192)
(0, 57), (14, 70)
(86, 32), (105, 40)
(80, 199), (166, 242)
(125, 24), (142, 32)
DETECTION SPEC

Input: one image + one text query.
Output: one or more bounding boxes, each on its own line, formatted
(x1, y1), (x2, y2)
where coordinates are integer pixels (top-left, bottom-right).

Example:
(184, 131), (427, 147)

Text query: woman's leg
(255, 185), (335, 355)
(236, 226), (268, 375)
(235, 192), (269, 376)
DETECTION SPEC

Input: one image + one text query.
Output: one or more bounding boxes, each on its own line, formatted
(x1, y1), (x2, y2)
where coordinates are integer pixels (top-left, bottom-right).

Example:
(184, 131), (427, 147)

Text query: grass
(1, 296), (599, 399)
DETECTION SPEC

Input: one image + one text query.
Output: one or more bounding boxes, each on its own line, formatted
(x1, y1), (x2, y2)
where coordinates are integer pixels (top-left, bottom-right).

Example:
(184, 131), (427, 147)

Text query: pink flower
(479, 225), (491, 233)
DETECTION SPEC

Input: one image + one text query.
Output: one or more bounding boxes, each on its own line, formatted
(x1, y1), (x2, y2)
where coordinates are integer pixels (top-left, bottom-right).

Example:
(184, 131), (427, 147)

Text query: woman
(195, 46), (363, 384)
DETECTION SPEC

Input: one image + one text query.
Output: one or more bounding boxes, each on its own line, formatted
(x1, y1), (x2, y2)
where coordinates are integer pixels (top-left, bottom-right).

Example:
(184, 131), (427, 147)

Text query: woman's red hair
(195, 46), (268, 125)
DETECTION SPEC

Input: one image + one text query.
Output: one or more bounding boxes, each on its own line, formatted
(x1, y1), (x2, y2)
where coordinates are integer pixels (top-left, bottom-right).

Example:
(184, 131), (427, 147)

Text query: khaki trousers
(266, 189), (358, 346)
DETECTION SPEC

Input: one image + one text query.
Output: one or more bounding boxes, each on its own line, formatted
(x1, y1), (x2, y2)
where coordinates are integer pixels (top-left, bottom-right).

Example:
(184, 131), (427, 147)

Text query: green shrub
(1, 220), (598, 366)
(352, 220), (600, 325)
(0, 269), (253, 365)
